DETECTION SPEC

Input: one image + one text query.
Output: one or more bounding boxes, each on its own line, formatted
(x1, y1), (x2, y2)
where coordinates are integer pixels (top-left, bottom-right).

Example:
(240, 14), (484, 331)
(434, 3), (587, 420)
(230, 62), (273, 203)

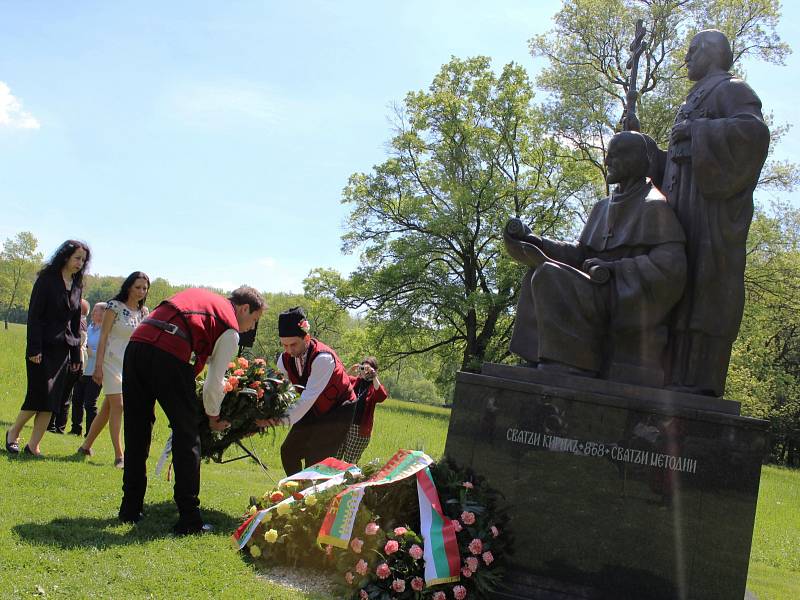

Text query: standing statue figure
(505, 131), (686, 387)
(658, 30), (770, 396)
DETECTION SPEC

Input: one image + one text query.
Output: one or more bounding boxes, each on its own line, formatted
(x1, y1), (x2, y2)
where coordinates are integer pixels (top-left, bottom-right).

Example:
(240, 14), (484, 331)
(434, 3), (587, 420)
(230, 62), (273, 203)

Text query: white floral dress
(102, 300), (148, 394)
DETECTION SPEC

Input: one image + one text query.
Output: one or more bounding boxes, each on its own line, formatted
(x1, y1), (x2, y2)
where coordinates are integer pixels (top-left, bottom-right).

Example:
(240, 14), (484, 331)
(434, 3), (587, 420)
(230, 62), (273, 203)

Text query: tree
(316, 57), (597, 374)
(729, 203), (800, 463)
(0, 232), (43, 329)
(530, 0), (797, 194)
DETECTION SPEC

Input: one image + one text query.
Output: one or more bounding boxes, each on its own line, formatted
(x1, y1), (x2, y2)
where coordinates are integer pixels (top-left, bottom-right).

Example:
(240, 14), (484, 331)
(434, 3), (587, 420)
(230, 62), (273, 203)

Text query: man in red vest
(119, 286), (265, 534)
(273, 306), (356, 475)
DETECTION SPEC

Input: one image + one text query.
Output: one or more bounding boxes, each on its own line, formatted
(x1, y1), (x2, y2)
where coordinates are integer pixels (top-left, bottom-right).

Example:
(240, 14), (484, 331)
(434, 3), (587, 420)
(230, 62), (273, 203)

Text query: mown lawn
(1, 323), (798, 598)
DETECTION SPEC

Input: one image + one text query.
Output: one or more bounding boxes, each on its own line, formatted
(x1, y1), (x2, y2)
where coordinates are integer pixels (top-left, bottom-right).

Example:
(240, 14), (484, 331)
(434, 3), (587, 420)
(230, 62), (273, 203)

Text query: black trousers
(280, 401), (356, 476)
(121, 341), (203, 528)
(70, 375), (100, 434)
(49, 368), (81, 432)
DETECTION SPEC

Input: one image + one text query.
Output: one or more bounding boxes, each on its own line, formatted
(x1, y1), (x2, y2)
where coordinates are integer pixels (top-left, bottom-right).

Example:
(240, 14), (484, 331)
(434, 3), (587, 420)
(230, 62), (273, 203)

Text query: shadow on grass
(12, 501), (240, 549)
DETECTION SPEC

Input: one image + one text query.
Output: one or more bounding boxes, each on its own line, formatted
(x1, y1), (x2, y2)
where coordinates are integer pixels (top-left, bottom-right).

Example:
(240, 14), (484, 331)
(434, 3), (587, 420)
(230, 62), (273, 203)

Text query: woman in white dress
(78, 272), (149, 467)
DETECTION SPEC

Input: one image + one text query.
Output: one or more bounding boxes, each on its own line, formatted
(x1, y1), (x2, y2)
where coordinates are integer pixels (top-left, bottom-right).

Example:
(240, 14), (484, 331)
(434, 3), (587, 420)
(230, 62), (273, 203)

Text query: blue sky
(1, 1), (797, 293)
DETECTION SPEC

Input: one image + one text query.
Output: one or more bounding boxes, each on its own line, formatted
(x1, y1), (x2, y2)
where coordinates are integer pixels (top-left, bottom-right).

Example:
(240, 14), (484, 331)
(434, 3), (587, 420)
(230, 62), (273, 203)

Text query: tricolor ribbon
(417, 467), (461, 585)
(317, 449), (434, 548)
(232, 458), (356, 549)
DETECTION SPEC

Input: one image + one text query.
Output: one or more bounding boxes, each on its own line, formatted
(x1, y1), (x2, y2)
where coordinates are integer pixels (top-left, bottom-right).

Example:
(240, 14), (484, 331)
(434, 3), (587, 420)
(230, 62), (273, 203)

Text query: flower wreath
(239, 457), (510, 600)
(195, 356), (297, 461)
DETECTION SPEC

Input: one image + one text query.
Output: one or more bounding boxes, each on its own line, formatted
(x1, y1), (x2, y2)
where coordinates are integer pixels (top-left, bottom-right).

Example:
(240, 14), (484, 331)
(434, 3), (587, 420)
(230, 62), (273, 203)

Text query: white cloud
(170, 81), (286, 126)
(0, 82), (40, 129)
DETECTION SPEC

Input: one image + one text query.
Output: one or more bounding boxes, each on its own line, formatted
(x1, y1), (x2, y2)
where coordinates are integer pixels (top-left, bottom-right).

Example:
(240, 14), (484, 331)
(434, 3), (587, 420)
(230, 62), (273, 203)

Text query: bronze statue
(505, 131), (686, 387)
(657, 30), (770, 396)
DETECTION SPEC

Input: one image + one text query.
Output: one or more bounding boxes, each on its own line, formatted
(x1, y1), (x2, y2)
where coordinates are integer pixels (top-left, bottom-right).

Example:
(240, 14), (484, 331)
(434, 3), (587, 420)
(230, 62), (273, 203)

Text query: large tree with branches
(310, 57), (597, 373)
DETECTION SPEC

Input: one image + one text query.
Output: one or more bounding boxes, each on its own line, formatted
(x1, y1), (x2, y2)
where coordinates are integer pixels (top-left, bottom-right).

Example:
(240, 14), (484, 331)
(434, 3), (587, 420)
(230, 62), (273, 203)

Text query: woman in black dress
(5, 240), (91, 456)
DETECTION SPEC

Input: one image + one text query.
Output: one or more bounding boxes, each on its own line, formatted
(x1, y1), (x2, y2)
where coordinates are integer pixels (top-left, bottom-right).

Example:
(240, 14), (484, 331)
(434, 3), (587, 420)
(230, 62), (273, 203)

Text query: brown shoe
(77, 446), (94, 457)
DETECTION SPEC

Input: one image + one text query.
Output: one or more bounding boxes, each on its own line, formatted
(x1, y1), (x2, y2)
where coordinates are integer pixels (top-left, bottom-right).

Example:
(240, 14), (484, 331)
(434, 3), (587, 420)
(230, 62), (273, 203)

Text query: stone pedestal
(444, 364), (767, 600)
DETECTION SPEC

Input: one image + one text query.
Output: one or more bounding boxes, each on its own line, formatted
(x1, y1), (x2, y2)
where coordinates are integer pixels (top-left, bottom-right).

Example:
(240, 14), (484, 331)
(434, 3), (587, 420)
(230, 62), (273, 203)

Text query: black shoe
(69, 428), (82, 436)
(172, 522), (214, 536)
(5, 431), (20, 455)
(119, 511), (145, 524)
(46, 425), (58, 433)
(23, 445), (43, 458)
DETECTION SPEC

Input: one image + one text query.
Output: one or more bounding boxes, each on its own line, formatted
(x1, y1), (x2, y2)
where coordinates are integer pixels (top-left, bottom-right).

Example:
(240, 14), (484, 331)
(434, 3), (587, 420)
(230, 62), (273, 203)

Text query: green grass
(1, 323), (799, 598)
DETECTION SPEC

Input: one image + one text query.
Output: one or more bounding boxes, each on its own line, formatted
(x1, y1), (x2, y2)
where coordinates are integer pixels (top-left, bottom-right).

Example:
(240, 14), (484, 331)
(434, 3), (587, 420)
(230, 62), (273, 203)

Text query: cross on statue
(622, 19), (647, 132)
(602, 229), (614, 250)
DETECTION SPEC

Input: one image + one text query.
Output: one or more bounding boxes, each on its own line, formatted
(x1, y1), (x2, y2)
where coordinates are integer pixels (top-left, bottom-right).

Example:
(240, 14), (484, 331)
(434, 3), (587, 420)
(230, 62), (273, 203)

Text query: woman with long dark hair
(78, 271), (149, 467)
(5, 240), (90, 456)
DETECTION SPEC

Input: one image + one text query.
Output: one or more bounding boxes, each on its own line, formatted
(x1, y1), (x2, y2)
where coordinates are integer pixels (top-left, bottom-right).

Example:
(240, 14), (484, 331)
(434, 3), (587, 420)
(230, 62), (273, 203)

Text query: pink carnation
(454, 584), (468, 599)
(463, 481), (474, 489)
(360, 591), (368, 600)
(433, 593), (447, 600)
(411, 577), (424, 591)
(461, 511), (476, 525)
(469, 538), (483, 555)
(253, 358), (266, 365)
(345, 571), (354, 585)
(452, 519), (463, 532)
(490, 525), (500, 538)
(257, 388), (265, 398)
(233, 368), (245, 376)
(466, 556), (479, 573)
(393, 526), (408, 536)
(461, 566), (473, 578)
(384, 540), (400, 555)
(365, 522), (380, 536)
(392, 579), (406, 593)
(350, 537), (364, 553)
(356, 559), (368, 575)
(409, 544), (423, 560)
(237, 357), (249, 368)
(482, 551), (494, 565)
(376, 562), (391, 579)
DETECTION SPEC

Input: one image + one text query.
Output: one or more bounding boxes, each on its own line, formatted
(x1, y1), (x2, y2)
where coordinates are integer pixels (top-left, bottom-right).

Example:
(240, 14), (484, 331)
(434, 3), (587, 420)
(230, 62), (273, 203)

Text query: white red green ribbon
(278, 457), (360, 484)
(417, 467), (461, 585)
(317, 449), (434, 548)
(233, 458), (356, 550)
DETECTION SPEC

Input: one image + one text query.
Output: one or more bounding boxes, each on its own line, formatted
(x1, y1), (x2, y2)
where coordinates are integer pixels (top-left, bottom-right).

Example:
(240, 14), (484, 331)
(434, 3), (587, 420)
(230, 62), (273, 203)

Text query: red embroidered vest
(282, 338), (355, 416)
(131, 288), (239, 375)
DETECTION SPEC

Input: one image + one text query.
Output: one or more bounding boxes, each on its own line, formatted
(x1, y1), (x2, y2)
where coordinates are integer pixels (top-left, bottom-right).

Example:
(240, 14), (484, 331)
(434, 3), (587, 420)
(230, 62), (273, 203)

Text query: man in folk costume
(274, 307), (356, 475)
(119, 286), (265, 534)
(657, 30), (770, 396)
(505, 131), (687, 387)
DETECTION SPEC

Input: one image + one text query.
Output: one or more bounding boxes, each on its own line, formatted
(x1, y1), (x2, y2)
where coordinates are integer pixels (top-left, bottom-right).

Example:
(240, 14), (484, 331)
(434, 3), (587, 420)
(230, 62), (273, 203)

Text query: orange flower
(257, 388), (265, 398)
(248, 381), (262, 389)
(237, 357), (249, 369)
(227, 376), (240, 389)
(227, 362), (236, 369)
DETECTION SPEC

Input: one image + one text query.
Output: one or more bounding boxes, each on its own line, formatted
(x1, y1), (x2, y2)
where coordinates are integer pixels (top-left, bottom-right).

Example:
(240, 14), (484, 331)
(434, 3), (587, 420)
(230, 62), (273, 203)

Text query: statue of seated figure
(504, 131), (687, 387)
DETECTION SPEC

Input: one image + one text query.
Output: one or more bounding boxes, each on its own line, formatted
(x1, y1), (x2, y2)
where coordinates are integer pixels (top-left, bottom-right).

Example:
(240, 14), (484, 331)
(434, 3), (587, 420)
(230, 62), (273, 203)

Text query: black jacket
(26, 270), (82, 363)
